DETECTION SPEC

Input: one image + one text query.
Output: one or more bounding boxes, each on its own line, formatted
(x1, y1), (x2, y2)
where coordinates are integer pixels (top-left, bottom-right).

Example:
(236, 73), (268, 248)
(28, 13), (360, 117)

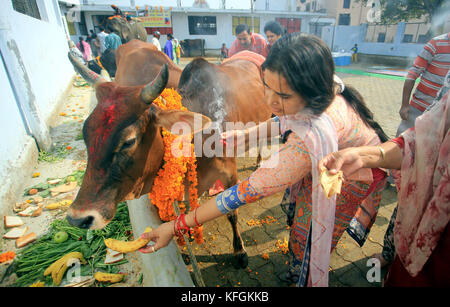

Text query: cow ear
(153, 107), (211, 135)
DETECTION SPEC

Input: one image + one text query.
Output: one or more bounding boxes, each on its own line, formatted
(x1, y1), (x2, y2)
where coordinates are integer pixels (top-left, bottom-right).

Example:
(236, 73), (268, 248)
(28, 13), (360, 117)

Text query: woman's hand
(139, 221), (175, 253)
(319, 147), (364, 178)
(220, 129), (248, 148)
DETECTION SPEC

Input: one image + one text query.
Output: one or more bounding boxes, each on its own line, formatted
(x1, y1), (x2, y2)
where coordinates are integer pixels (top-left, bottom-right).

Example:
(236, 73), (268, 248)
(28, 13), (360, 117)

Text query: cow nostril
(67, 215), (94, 229)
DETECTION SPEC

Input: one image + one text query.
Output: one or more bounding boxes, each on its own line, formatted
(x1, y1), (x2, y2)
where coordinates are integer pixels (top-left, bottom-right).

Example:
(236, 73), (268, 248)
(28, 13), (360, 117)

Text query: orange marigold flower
(148, 89), (203, 243)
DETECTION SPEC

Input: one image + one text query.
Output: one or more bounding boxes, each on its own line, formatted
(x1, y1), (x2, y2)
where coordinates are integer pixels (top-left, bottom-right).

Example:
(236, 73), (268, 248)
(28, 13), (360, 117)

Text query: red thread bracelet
(193, 208), (202, 227)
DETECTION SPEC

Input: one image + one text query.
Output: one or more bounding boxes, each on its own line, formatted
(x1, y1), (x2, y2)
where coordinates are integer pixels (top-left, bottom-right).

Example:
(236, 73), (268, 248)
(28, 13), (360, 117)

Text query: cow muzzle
(66, 207), (111, 230)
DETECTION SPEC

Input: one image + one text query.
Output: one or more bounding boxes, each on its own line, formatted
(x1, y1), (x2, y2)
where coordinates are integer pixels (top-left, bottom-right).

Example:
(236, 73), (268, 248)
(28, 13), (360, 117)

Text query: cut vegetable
(45, 199), (73, 210)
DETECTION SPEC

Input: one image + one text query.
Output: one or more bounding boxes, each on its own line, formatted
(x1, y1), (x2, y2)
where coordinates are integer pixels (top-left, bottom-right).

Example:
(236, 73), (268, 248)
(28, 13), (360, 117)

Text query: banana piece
(44, 252), (86, 286)
(104, 227), (152, 253)
(94, 272), (124, 283)
(45, 200), (73, 210)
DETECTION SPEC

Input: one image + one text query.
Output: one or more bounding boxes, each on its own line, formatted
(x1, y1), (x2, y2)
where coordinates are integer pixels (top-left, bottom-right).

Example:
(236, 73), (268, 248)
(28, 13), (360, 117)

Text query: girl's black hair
(78, 36), (85, 53)
(262, 32), (388, 142)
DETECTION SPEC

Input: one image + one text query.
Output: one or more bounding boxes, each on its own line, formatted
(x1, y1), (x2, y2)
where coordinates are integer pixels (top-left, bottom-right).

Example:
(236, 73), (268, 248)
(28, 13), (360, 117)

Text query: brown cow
(177, 54), (272, 267)
(114, 39), (182, 88)
(66, 47), (271, 268)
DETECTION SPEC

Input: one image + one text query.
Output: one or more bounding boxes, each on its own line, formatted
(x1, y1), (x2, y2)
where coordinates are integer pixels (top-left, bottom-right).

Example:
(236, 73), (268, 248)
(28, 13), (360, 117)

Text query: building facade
(62, 0), (332, 51)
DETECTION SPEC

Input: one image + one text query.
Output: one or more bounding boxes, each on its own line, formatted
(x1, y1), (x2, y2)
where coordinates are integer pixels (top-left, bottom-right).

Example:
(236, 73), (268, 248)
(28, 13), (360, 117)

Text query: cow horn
(141, 64), (169, 104)
(67, 52), (106, 86)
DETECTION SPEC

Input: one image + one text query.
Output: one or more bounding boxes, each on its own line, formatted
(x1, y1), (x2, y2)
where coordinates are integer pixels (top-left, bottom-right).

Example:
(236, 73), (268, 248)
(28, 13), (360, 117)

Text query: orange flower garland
(149, 89), (204, 245)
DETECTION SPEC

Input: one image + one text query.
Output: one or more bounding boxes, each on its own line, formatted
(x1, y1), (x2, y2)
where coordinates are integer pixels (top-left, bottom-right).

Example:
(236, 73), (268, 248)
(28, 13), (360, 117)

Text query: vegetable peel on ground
(94, 272), (124, 283)
(104, 227), (152, 253)
(44, 252), (86, 286)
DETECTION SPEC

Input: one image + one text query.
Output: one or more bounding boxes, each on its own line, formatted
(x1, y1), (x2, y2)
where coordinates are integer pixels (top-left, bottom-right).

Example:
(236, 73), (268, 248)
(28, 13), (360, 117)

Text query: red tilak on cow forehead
(89, 95), (121, 157)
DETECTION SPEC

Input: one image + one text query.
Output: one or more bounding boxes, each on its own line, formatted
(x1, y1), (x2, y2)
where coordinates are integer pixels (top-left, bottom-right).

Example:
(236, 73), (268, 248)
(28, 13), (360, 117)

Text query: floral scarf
(395, 92), (450, 277)
(279, 109), (338, 287)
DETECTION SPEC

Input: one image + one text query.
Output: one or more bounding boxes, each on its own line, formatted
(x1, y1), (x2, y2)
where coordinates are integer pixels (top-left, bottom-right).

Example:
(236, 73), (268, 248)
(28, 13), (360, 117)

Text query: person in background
(97, 27), (108, 54)
(104, 27), (122, 51)
(88, 29), (100, 57)
(152, 31), (161, 51)
(164, 33), (174, 61)
(264, 20), (284, 54)
(397, 32), (450, 136)
(350, 43), (358, 64)
(319, 80), (450, 286)
(76, 36), (93, 62)
(229, 24), (268, 57)
(220, 43), (229, 61)
(173, 39), (184, 65)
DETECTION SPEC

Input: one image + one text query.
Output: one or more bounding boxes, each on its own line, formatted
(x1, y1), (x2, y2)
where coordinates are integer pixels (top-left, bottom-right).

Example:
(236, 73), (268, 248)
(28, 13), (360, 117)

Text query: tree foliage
(356, 0), (448, 24)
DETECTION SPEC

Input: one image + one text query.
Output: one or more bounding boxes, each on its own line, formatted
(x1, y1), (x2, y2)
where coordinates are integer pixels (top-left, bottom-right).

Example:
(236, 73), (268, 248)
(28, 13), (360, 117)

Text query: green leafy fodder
(13, 202), (132, 287)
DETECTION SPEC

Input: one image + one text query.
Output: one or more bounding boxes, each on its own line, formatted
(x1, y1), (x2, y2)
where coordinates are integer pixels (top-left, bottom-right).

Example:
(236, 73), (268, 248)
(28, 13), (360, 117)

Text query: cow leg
(226, 209), (248, 269)
(196, 157), (248, 269)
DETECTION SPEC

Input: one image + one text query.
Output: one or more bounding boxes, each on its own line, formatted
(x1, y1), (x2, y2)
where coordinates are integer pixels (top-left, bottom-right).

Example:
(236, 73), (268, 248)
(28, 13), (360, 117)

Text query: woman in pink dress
(77, 36), (93, 63)
(140, 33), (389, 287)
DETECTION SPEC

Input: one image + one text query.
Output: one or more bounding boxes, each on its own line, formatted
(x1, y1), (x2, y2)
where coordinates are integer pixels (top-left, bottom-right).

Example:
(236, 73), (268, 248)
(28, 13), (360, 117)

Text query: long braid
(341, 85), (389, 142)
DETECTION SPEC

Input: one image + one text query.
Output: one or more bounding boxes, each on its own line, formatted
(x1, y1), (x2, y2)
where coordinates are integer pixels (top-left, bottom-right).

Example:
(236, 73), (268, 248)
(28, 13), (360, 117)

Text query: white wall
(6, 1), (75, 122)
(0, 0), (75, 210)
(172, 12), (234, 49)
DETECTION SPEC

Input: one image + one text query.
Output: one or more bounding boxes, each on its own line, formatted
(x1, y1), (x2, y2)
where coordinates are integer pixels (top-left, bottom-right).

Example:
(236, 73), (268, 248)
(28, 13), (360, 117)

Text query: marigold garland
(148, 88), (204, 245)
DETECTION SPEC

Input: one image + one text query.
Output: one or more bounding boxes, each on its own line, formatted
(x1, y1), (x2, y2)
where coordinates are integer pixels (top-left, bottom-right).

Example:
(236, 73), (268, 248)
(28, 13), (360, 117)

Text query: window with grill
(12, 0), (41, 20)
(377, 33), (386, 43)
(402, 34), (413, 43)
(276, 18), (301, 34)
(338, 13), (351, 25)
(188, 16), (217, 35)
(343, 0), (351, 9)
(232, 16), (260, 34)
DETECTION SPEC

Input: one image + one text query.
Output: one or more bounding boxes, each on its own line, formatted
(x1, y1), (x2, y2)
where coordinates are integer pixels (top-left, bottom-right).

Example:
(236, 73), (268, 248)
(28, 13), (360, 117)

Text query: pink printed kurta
(242, 95), (385, 286)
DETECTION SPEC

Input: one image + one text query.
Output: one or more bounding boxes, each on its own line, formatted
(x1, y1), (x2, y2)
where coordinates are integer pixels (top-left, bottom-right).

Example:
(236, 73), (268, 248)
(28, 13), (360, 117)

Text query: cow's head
(178, 58), (227, 123)
(66, 53), (211, 229)
(106, 17), (131, 43)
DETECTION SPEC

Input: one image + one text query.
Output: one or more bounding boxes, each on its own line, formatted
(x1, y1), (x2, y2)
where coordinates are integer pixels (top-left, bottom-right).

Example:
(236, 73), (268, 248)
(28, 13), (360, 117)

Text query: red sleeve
(390, 136), (405, 149)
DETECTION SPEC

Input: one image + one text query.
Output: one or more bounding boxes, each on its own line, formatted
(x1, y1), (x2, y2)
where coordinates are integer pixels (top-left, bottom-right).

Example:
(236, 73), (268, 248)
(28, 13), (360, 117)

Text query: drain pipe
(0, 3), (52, 151)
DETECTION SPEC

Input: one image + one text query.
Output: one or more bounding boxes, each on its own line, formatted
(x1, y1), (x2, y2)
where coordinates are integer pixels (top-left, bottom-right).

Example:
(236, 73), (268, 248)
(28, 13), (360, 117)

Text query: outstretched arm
(221, 116), (280, 152)
(319, 141), (403, 178)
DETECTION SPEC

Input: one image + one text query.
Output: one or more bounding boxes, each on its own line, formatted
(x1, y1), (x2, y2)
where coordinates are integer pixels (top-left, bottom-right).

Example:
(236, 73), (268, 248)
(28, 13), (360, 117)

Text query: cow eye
(121, 138), (136, 150)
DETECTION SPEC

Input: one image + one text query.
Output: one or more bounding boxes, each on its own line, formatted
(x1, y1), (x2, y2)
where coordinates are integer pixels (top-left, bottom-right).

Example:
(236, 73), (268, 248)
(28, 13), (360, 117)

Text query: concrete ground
(1, 58), (403, 287)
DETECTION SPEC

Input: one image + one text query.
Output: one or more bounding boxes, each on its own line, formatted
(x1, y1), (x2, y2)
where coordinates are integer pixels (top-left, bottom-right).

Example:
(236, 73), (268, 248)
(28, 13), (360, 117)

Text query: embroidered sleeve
(215, 132), (311, 214)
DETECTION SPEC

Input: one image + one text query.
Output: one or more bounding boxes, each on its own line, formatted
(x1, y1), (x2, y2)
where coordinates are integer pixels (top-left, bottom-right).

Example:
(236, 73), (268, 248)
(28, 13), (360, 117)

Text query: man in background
(397, 32), (450, 136)
(104, 27), (122, 51)
(96, 27), (108, 55)
(164, 33), (174, 61)
(229, 24), (268, 57)
(351, 43), (358, 64)
(152, 31), (161, 51)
